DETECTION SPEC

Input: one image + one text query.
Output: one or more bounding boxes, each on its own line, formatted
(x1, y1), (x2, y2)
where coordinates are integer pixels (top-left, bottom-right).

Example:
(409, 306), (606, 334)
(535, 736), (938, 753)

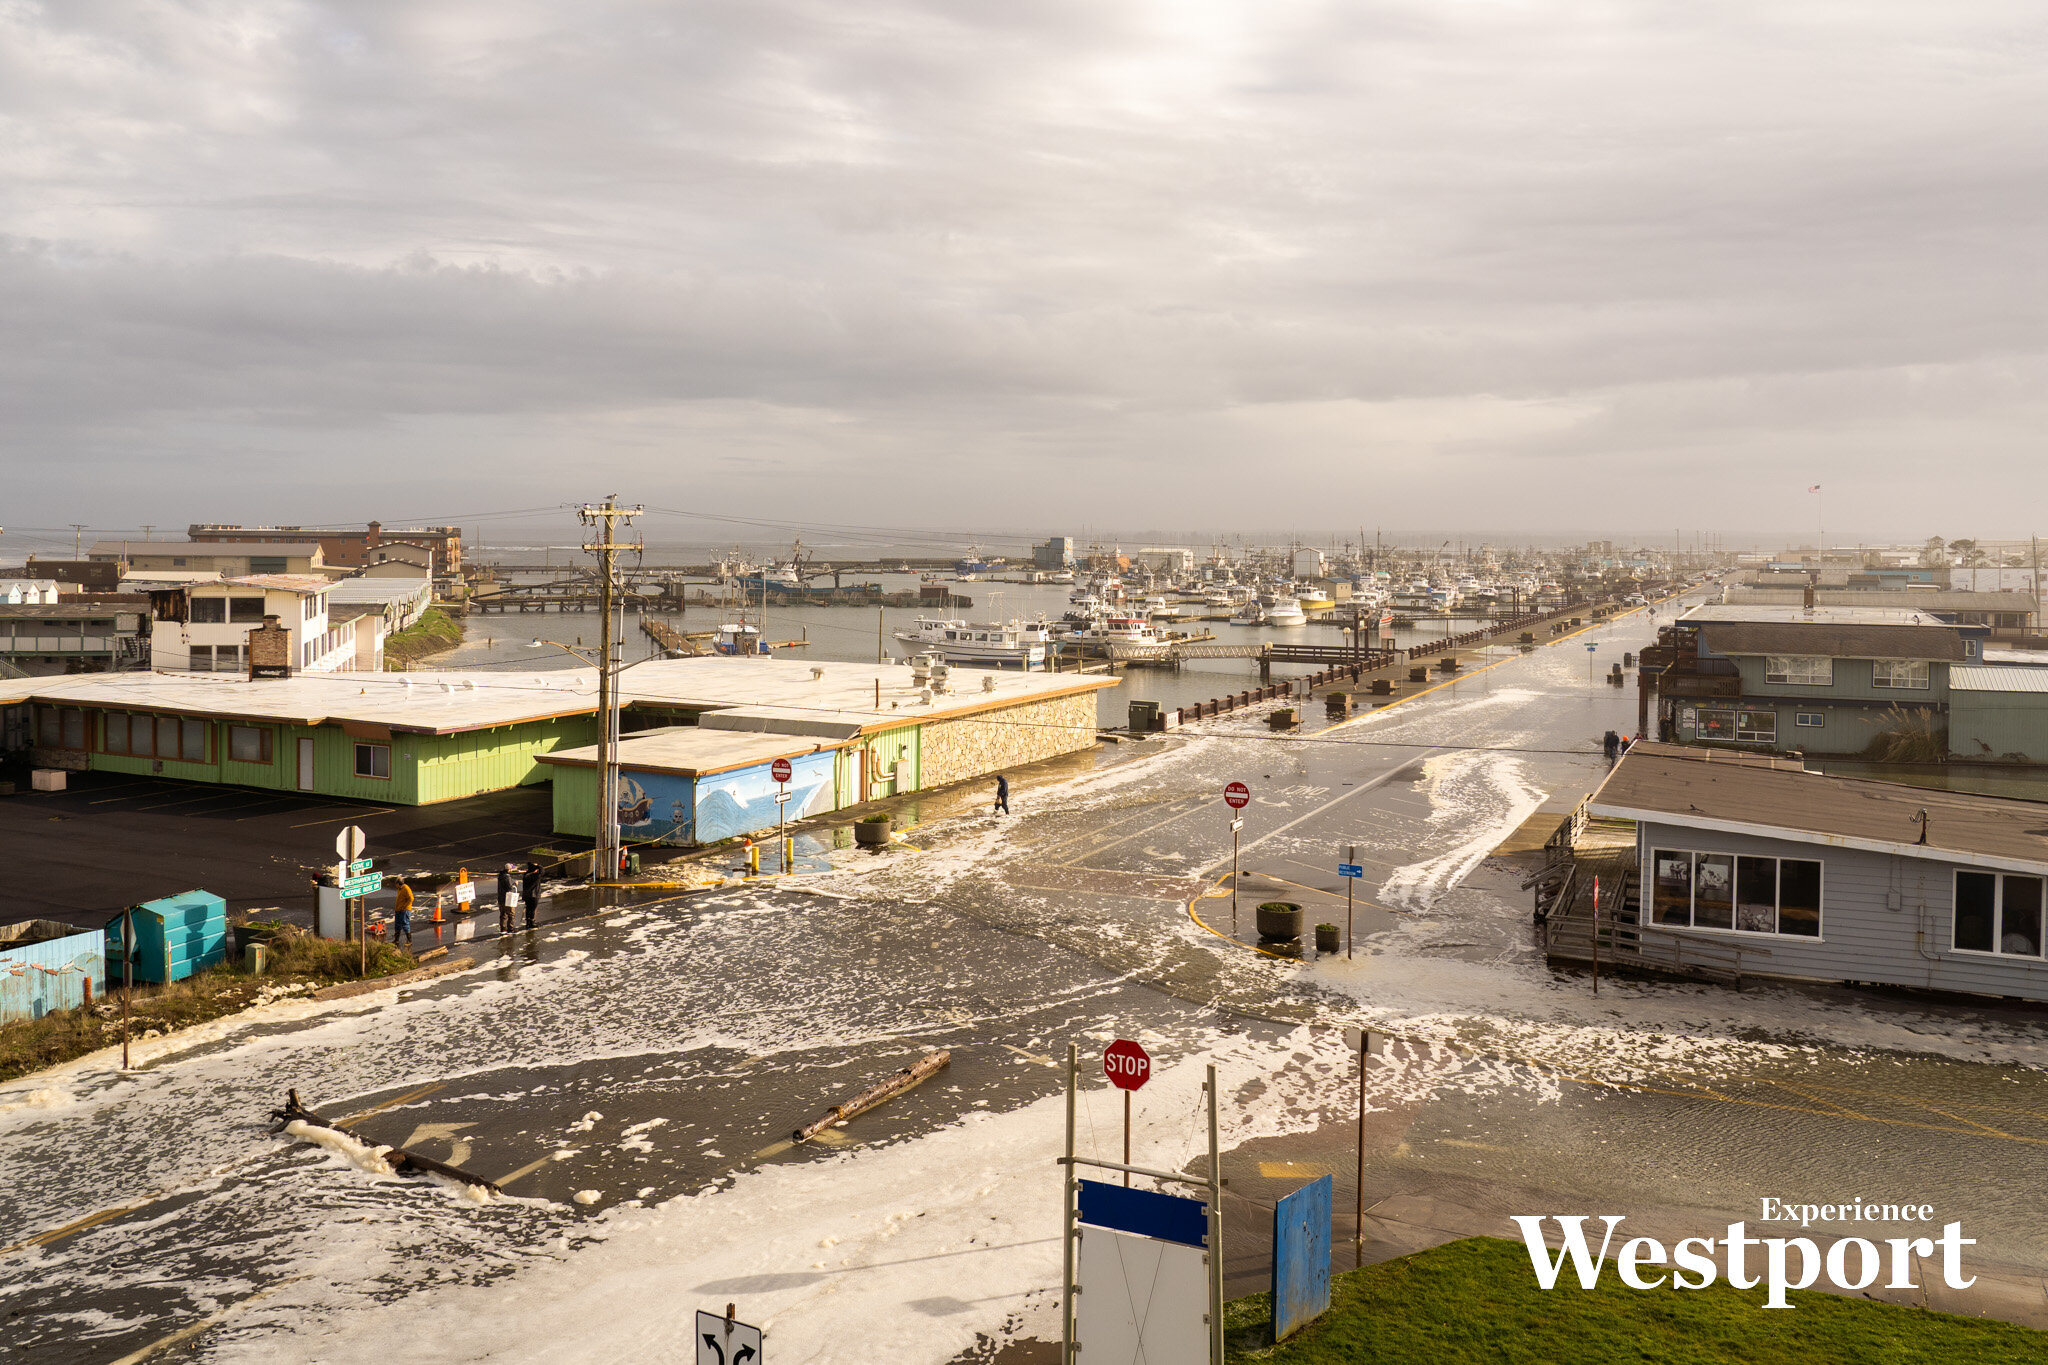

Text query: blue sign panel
(1272, 1174), (1332, 1340)
(1337, 863), (1364, 879)
(1077, 1179), (1208, 1249)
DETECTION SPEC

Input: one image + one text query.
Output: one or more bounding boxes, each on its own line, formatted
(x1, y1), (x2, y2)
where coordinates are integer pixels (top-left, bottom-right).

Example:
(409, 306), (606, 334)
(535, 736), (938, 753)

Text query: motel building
(2, 658), (1115, 844)
(1537, 742), (2048, 1001)
(148, 576), (359, 676)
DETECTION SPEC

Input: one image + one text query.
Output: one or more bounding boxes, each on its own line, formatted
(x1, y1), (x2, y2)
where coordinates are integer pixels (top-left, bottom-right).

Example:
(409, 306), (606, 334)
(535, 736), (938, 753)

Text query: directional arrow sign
(1338, 863), (1364, 879)
(695, 1309), (763, 1365)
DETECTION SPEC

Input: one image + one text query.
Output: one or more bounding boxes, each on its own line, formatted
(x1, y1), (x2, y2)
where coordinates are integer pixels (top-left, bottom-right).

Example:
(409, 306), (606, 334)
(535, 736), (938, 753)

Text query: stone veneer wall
(919, 689), (1101, 789)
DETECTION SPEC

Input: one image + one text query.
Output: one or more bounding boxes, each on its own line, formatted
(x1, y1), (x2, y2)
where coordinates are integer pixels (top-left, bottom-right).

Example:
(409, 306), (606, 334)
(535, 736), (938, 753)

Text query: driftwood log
(271, 1088), (501, 1192)
(792, 1050), (951, 1143)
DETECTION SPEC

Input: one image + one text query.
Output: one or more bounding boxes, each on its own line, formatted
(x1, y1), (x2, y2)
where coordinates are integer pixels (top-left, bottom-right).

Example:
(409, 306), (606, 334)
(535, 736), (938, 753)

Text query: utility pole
(70, 524), (86, 558)
(140, 524), (155, 541)
(581, 496), (643, 881)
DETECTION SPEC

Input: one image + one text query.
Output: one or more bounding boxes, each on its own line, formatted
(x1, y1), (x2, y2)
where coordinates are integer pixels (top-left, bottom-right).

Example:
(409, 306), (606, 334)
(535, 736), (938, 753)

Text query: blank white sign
(1076, 1224), (1208, 1364)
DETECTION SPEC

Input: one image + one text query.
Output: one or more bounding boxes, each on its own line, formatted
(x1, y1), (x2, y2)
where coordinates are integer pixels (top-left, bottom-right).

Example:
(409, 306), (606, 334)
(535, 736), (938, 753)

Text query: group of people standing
(384, 862), (547, 950)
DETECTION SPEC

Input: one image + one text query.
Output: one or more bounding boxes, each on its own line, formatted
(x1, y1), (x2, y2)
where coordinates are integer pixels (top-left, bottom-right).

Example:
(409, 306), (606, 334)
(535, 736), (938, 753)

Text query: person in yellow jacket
(391, 881), (416, 950)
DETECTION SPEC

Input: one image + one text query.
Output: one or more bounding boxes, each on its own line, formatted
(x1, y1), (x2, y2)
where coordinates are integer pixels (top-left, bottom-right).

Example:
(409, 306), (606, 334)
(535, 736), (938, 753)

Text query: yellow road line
(340, 1080), (446, 1126)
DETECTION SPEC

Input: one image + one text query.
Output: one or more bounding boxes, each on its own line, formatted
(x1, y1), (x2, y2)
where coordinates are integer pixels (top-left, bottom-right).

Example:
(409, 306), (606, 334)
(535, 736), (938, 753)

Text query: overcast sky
(5, 0), (2046, 553)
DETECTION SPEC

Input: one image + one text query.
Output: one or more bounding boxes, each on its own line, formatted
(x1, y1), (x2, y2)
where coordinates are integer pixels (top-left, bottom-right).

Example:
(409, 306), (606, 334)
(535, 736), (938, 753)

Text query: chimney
(246, 613), (293, 678)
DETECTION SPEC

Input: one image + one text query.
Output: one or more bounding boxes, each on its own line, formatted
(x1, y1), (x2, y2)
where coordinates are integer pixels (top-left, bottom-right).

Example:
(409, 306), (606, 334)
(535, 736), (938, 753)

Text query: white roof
(537, 728), (830, 776)
(698, 705), (874, 740)
(1949, 666), (2048, 694)
(326, 578), (431, 604)
(1680, 603), (1947, 628)
(0, 655), (1115, 736)
(1981, 648), (2048, 667)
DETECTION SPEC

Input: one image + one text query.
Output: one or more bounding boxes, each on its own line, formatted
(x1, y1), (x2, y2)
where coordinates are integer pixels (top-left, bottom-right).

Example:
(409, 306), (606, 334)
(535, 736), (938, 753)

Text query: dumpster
(105, 890), (229, 985)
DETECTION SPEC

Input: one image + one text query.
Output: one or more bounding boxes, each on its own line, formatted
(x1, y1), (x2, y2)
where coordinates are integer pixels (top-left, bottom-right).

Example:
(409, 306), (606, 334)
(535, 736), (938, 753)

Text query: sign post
(1104, 1039), (1152, 1187)
(1338, 845), (1363, 959)
(771, 757), (793, 874)
(1224, 783), (1250, 933)
(336, 826), (368, 973)
(1342, 1027), (1375, 1268)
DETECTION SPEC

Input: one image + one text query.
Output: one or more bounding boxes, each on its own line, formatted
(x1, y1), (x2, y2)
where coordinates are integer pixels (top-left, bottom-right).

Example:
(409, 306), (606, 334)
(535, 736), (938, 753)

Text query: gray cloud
(4, 0), (2047, 539)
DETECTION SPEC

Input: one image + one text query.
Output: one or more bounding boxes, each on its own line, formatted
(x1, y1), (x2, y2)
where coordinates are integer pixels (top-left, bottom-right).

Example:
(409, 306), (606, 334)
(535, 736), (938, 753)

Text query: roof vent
(811, 666), (825, 681)
(982, 675), (997, 693)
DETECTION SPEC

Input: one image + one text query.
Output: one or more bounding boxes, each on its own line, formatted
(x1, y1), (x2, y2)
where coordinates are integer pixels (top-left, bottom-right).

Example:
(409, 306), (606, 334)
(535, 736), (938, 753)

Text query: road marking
(341, 1081), (446, 1125)
(101, 1276), (307, 1365)
(0, 1204), (135, 1257)
(1000, 1044), (1058, 1067)
(494, 1151), (570, 1188)
(397, 1121), (477, 1167)
(1438, 1138), (1510, 1152)
(290, 807), (396, 828)
(1258, 1161), (1332, 1177)
(1199, 760), (1427, 876)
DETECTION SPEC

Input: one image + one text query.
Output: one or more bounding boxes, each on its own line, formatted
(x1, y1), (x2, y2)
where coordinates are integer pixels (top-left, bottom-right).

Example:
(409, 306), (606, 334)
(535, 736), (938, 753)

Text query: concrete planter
(1315, 923), (1340, 954)
(855, 816), (892, 846)
(1256, 902), (1304, 942)
(1268, 708), (1298, 730)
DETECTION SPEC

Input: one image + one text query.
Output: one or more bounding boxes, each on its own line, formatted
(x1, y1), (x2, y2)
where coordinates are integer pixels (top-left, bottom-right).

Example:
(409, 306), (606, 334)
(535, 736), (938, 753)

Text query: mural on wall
(696, 750), (836, 844)
(616, 770), (698, 846)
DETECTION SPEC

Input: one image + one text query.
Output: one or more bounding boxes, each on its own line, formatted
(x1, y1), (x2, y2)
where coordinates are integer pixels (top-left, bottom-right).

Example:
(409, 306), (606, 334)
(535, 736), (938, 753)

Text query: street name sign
(1337, 863), (1364, 879)
(349, 858), (374, 876)
(341, 872), (383, 898)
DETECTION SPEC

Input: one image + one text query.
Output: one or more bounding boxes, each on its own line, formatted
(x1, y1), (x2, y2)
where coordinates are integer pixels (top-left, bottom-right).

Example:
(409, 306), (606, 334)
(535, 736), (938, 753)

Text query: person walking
(497, 863), (515, 934)
(1602, 730), (1620, 765)
(520, 862), (542, 929)
(391, 881), (415, 950)
(993, 773), (1010, 816)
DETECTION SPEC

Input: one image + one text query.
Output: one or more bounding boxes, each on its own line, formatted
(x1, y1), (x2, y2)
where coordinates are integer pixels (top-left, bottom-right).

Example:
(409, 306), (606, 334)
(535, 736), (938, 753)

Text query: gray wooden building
(1539, 743), (2048, 1000)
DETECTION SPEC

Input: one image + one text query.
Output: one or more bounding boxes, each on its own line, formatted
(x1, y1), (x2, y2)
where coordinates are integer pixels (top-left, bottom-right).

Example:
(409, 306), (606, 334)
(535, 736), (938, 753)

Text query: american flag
(1808, 484), (1822, 493)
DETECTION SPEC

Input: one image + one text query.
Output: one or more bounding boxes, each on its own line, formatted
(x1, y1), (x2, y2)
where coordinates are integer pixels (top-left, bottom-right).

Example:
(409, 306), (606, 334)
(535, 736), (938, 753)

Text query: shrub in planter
(1315, 923), (1341, 953)
(855, 813), (892, 846)
(1256, 901), (1304, 941)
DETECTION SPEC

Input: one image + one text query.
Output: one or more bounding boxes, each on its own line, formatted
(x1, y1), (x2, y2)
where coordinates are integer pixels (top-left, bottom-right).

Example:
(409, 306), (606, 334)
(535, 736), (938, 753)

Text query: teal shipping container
(1, 921), (106, 1024)
(105, 890), (229, 985)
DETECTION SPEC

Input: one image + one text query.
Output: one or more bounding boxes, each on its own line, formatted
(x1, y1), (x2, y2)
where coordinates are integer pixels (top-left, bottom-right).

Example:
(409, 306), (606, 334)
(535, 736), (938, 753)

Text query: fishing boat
(1229, 601), (1265, 626)
(1296, 587), (1337, 611)
(1265, 598), (1307, 627)
(713, 622), (766, 655)
(894, 616), (1050, 668)
(1073, 615), (1173, 661)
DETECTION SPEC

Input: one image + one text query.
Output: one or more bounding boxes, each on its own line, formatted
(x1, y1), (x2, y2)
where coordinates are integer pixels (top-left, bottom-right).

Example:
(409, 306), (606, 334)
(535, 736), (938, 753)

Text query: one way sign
(696, 1309), (763, 1365)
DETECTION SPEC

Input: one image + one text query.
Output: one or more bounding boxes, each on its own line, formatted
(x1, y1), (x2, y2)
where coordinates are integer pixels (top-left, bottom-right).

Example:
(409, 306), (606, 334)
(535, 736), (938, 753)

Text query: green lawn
(1223, 1237), (2042, 1364)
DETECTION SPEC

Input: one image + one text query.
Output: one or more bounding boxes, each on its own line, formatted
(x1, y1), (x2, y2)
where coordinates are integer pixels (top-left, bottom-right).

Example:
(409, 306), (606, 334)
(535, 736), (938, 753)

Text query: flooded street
(8, 600), (2048, 1361)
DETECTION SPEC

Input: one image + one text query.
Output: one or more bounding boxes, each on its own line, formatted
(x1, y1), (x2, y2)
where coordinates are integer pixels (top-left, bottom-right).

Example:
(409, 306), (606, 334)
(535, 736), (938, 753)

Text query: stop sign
(771, 757), (792, 783)
(1224, 781), (1250, 809)
(1103, 1039), (1151, 1091)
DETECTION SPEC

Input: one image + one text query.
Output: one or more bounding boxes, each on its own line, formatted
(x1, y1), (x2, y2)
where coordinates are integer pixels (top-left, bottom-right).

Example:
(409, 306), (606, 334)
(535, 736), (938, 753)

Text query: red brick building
(187, 522), (462, 574)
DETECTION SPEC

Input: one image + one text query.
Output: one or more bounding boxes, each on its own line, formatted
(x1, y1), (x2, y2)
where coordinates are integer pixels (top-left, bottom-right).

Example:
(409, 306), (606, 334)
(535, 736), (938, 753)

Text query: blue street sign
(1585, 643), (1597, 651)
(1337, 863), (1364, 879)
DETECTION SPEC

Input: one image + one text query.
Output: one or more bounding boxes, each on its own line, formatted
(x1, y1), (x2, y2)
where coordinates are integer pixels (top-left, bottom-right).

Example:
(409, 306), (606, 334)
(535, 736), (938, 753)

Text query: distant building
(1133, 547), (1195, 575)
(0, 596), (150, 675)
(148, 576), (358, 675)
(1292, 548), (1326, 579)
(1034, 537), (1075, 570)
(20, 559), (123, 592)
(90, 540), (327, 577)
(188, 522), (463, 574)
(1, 580), (59, 605)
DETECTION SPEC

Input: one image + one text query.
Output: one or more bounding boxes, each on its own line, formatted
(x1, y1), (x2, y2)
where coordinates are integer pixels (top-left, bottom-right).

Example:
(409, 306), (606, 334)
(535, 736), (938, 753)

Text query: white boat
(713, 622), (765, 655)
(1074, 614), (1173, 660)
(894, 616), (1050, 668)
(1230, 601), (1265, 626)
(1265, 599), (1307, 627)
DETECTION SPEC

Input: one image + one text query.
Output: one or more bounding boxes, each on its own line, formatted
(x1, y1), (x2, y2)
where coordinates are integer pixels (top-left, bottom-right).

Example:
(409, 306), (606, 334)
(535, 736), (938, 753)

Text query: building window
(1872, 659), (1930, 690)
(1694, 708), (1736, 741)
(1735, 709), (1777, 744)
(1765, 655), (1833, 686)
(354, 742), (391, 779)
(303, 595), (317, 622)
(1653, 848), (1822, 937)
(189, 645), (214, 671)
(1795, 712), (1825, 728)
(228, 724), (273, 764)
(104, 712), (130, 753)
(1954, 871), (2045, 957)
(181, 718), (207, 763)
(229, 597), (266, 623)
(39, 707), (88, 750)
(249, 556), (287, 574)
(190, 597), (226, 624)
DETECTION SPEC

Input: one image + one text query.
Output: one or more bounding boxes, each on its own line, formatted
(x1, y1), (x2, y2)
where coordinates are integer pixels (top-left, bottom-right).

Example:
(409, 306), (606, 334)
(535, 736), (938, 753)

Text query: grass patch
(382, 606), (465, 668)
(1224, 1237), (2042, 1364)
(0, 929), (420, 1084)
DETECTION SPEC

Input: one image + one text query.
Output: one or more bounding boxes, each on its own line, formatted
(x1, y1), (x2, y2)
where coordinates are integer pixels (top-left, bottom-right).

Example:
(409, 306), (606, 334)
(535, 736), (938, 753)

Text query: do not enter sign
(1104, 1039), (1152, 1091)
(771, 757), (792, 783)
(1224, 782), (1250, 809)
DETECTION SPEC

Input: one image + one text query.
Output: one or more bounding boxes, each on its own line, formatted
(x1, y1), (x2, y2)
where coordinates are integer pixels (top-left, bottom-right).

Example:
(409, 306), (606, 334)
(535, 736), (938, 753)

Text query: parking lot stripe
(290, 807), (395, 828)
